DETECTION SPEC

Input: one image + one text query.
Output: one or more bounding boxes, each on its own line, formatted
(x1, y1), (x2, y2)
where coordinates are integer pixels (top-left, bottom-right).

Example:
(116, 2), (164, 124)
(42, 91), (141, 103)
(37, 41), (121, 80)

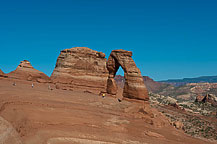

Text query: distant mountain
(114, 75), (170, 93)
(160, 76), (217, 86)
(143, 76), (170, 93)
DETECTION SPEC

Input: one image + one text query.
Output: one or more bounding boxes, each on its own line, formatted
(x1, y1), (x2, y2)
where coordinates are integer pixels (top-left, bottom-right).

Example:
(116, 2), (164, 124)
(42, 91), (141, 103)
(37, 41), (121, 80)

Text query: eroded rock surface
(0, 69), (4, 75)
(0, 116), (22, 144)
(0, 77), (213, 144)
(106, 49), (149, 101)
(0, 69), (7, 78)
(51, 47), (108, 93)
(196, 94), (217, 106)
(7, 60), (50, 83)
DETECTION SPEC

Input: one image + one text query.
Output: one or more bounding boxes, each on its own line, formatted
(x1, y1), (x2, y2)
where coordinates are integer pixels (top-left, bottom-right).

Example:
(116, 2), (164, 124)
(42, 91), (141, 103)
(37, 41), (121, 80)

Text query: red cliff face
(50, 47), (109, 93)
(7, 60), (50, 83)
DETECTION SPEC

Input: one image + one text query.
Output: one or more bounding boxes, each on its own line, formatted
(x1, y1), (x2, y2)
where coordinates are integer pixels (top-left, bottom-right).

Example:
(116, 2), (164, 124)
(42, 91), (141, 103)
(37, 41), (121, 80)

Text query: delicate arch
(106, 50), (149, 101)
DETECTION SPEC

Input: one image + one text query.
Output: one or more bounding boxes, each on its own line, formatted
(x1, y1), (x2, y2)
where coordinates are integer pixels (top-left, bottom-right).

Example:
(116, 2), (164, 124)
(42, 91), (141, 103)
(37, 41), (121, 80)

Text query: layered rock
(0, 69), (7, 78)
(0, 116), (22, 144)
(8, 60), (50, 83)
(195, 94), (217, 106)
(0, 69), (3, 75)
(106, 49), (149, 101)
(51, 47), (108, 93)
(195, 95), (204, 102)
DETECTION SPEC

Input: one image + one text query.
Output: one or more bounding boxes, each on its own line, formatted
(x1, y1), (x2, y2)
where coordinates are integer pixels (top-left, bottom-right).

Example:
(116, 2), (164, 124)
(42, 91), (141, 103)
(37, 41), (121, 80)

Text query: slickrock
(0, 116), (22, 144)
(106, 49), (149, 101)
(51, 47), (108, 93)
(144, 130), (165, 138)
(7, 60), (50, 82)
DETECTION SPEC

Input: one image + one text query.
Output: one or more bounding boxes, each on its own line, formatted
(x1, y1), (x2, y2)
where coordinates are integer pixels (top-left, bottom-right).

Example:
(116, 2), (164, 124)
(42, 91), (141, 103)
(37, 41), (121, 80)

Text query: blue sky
(0, 0), (216, 81)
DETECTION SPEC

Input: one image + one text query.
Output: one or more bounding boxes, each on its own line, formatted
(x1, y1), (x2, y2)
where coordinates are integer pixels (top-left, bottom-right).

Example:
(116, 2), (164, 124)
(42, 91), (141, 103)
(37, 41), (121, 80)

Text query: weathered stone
(196, 94), (217, 106)
(106, 49), (149, 101)
(0, 69), (4, 76)
(51, 47), (108, 93)
(0, 69), (7, 78)
(195, 95), (204, 102)
(173, 121), (184, 130)
(7, 60), (50, 82)
(106, 78), (117, 95)
(144, 130), (165, 138)
(97, 52), (106, 58)
(0, 116), (23, 144)
(36, 78), (47, 83)
(162, 97), (177, 105)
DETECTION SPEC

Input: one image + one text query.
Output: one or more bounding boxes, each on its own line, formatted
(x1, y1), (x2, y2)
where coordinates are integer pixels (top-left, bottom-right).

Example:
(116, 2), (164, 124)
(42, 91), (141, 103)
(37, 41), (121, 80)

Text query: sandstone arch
(106, 49), (149, 101)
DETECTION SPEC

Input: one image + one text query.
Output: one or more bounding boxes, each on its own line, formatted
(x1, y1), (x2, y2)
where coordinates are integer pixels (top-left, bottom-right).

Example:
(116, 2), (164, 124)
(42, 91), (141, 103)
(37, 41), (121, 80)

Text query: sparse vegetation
(149, 92), (217, 140)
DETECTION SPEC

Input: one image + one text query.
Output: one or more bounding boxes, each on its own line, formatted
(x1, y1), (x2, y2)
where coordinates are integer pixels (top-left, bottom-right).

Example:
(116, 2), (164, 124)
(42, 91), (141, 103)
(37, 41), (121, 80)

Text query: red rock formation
(51, 47), (108, 93)
(195, 95), (204, 102)
(0, 69), (7, 78)
(106, 49), (149, 101)
(0, 69), (3, 75)
(168, 103), (183, 110)
(8, 60), (50, 82)
(196, 94), (217, 106)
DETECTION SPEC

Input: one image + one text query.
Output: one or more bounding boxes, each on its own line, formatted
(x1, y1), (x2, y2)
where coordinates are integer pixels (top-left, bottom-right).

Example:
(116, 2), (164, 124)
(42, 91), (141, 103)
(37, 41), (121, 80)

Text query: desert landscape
(0, 47), (216, 144)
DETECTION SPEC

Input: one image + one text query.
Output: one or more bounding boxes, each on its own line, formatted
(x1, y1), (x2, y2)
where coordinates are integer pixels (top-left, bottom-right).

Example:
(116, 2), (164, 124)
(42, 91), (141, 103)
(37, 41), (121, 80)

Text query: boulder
(173, 121), (184, 130)
(106, 49), (149, 101)
(51, 47), (108, 93)
(36, 78), (47, 83)
(144, 130), (165, 138)
(106, 78), (117, 95)
(162, 96), (177, 105)
(7, 60), (50, 82)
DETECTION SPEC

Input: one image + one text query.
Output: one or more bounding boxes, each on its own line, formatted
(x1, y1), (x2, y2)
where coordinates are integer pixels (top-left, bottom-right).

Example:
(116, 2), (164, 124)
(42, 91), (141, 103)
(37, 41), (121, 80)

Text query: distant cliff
(114, 75), (170, 93)
(160, 76), (217, 86)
